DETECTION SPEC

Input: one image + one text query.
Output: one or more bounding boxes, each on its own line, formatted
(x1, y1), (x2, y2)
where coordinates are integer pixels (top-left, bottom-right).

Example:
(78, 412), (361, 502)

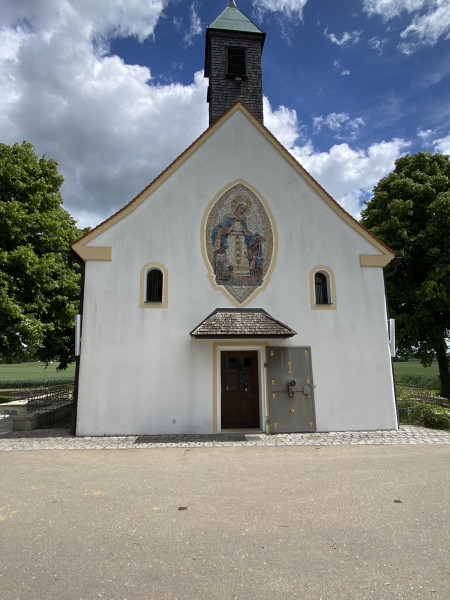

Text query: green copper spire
(208, 1), (265, 36)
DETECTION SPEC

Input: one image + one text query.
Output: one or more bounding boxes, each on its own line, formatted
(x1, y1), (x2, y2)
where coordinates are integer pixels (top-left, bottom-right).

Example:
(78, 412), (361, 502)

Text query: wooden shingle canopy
(190, 308), (297, 338)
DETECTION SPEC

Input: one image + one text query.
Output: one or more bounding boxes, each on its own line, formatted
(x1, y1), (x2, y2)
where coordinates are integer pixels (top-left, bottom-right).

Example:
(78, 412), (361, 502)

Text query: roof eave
(191, 334), (296, 339)
(189, 308), (298, 338)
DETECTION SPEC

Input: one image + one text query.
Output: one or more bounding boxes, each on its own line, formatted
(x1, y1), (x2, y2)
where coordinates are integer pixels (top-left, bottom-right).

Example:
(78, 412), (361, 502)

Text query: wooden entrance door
(221, 351), (260, 429)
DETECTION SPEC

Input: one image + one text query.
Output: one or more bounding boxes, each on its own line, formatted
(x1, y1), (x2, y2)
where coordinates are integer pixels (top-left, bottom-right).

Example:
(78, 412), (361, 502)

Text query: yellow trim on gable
(238, 108), (396, 265)
(360, 254), (393, 267)
(71, 106), (242, 258)
(74, 246), (112, 261)
(71, 102), (394, 267)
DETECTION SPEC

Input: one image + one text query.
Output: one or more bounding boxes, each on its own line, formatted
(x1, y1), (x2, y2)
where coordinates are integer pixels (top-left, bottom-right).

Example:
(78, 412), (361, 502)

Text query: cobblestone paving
(1, 415), (449, 450)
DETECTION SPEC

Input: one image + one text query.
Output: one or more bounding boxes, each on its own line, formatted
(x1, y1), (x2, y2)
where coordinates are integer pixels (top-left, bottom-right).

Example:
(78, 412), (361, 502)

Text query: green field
(393, 359), (441, 391)
(0, 358), (439, 383)
(393, 359), (439, 379)
(0, 362), (76, 386)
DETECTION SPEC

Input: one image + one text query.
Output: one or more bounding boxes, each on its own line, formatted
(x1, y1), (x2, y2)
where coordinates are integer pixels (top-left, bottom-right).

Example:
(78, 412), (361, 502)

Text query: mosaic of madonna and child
(205, 184), (274, 304)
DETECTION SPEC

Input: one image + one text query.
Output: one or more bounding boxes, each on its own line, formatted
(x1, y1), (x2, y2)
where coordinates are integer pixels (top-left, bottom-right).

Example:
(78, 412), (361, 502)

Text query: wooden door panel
(221, 351), (259, 428)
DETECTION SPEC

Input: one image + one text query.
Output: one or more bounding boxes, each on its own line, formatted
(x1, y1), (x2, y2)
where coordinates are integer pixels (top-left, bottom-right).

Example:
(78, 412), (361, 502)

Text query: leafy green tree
(361, 151), (450, 398)
(0, 141), (85, 369)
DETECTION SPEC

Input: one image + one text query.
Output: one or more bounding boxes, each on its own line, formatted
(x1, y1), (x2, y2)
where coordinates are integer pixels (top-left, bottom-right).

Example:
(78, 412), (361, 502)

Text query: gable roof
(190, 308), (297, 338)
(71, 101), (395, 267)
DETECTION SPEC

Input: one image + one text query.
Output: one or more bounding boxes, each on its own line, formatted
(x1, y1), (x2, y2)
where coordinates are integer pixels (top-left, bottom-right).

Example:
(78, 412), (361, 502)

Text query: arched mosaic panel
(205, 183), (274, 304)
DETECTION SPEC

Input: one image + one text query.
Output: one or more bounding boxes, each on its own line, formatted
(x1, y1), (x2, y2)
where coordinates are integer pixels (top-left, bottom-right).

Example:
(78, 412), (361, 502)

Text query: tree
(0, 141), (85, 369)
(360, 151), (450, 398)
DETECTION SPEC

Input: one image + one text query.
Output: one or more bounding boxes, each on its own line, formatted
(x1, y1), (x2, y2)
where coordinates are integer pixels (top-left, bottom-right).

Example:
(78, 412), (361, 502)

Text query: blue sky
(1, 0), (449, 227)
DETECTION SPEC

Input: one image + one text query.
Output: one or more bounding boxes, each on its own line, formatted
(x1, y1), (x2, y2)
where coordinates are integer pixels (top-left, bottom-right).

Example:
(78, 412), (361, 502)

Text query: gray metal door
(267, 347), (316, 433)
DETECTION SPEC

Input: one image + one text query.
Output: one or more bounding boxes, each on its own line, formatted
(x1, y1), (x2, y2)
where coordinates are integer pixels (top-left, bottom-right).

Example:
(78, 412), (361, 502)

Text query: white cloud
(0, 0), (416, 229)
(264, 101), (409, 218)
(434, 134), (450, 154)
(252, 0), (308, 20)
(418, 128), (435, 140)
(313, 113), (366, 140)
(324, 28), (363, 46)
(173, 16), (183, 32)
(369, 36), (388, 54)
(0, 0), (209, 228)
(294, 139), (410, 218)
(399, 1), (450, 53)
(333, 59), (351, 76)
(0, 0), (167, 45)
(263, 97), (304, 148)
(183, 2), (202, 47)
(363, 0), (428, 20)
(363, 0), (450, 53)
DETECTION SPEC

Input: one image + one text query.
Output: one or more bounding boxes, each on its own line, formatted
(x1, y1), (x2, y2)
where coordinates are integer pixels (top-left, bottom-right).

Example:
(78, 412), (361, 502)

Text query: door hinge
(266, 418), (270, 424)
(264, 362), (268, 368)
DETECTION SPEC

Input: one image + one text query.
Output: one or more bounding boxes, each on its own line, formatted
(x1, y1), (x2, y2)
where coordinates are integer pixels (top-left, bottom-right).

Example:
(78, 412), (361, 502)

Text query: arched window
(140, 262), (168, 308)
(146, 269), (163, 303)
(314, 272), (329, 305)
(310, 266), (336, 310)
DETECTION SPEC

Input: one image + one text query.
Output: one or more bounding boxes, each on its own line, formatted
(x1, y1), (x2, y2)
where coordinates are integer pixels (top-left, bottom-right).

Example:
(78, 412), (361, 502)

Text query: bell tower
(204, 0), (266, 126)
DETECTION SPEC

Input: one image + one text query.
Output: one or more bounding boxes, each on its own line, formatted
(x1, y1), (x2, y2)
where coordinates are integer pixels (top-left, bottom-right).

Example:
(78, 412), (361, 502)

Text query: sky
(1, 0), (449, 229)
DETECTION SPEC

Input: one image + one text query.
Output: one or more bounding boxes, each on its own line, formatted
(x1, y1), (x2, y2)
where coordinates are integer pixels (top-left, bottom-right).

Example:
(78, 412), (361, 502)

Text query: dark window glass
(224, 356), (253, 392)
(227, 47), (246, 78)
(146, 269), (163, 302)
(315, 272), (329, 304)
(239, 357), (252, 392)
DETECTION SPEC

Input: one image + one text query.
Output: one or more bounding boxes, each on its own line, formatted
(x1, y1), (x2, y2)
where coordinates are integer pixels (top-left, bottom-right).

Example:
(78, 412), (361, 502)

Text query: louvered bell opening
(227, 47), (246, 78)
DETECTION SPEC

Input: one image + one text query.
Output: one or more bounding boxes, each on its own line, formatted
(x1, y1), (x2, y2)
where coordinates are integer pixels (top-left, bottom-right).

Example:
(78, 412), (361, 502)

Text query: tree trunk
(435, 341), (450, 399)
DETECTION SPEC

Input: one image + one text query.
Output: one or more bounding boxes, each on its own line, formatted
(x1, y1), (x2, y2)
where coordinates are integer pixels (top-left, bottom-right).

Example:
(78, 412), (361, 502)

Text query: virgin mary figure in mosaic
(206, 184), (274, 304)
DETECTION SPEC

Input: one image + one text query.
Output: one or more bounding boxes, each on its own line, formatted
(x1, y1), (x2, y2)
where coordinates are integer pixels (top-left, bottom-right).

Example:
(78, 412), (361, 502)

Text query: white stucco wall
(76, 109), (397, 435)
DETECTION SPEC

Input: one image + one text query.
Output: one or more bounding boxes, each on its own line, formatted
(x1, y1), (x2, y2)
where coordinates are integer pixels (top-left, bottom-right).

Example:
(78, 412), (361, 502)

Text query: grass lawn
(0, 362), (76, 386)
(0, 358), (443, 395)
(0, 359), (440, 382)
(393, 359), (442, 394)
(393, 359), (439, 379)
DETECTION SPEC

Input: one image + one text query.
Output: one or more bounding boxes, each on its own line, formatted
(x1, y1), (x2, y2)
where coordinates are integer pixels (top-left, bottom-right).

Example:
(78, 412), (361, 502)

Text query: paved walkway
(1, 415), (449, 450)
(2, 443), (449, 600)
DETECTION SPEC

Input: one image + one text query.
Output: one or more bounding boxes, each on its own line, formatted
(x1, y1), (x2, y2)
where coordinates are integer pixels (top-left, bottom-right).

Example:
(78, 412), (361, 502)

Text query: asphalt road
(1, 444), (449, 600)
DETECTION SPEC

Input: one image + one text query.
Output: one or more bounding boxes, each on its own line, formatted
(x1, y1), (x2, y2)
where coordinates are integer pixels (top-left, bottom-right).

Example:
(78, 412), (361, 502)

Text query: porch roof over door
(190, 308), (297, 338)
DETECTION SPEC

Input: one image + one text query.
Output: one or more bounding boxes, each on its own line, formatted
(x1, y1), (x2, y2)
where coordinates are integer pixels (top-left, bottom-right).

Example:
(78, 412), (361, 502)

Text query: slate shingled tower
(204, 1), (266, 126)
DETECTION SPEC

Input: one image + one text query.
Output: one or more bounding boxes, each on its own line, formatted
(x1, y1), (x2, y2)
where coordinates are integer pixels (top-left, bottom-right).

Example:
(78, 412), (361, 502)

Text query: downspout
(384, 257), (402, 429)
(69, 249), (85, 436)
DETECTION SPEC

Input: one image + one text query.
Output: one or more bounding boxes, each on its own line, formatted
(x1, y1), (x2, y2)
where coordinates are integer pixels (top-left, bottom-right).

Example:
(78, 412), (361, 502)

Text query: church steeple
(204, 1), (265, 125)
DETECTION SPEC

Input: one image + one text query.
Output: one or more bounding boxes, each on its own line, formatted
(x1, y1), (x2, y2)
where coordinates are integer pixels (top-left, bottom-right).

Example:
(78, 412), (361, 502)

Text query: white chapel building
(71, 1), (398, 436)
